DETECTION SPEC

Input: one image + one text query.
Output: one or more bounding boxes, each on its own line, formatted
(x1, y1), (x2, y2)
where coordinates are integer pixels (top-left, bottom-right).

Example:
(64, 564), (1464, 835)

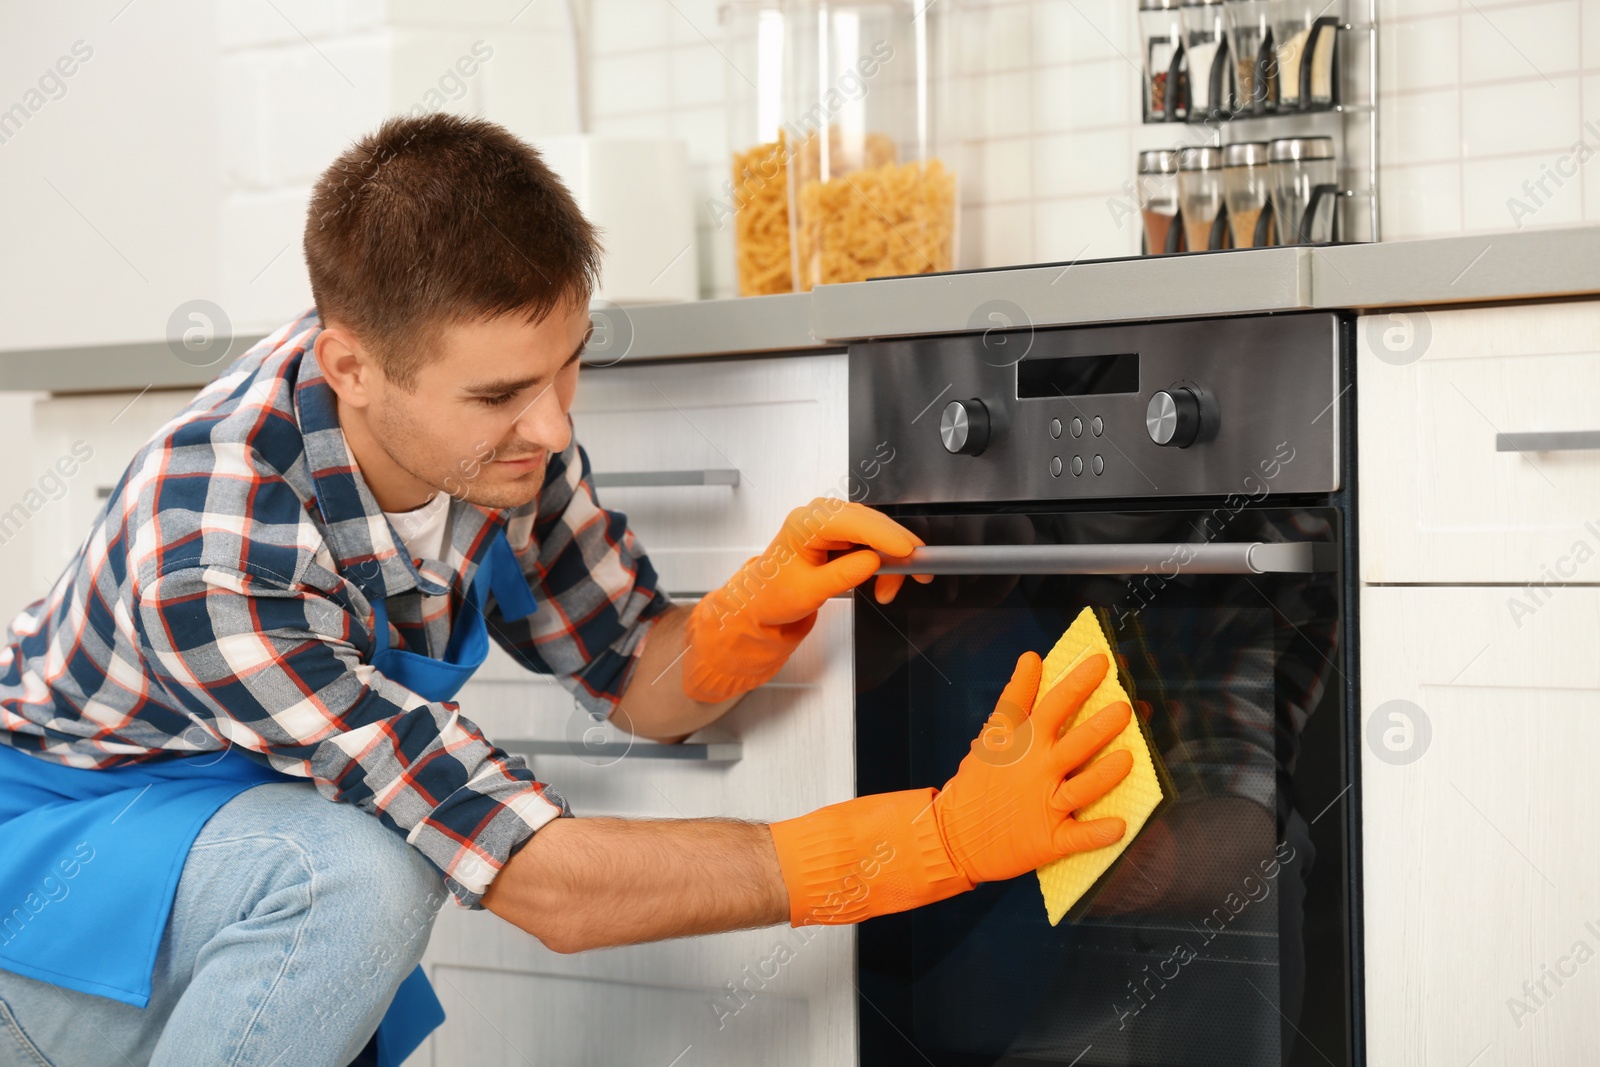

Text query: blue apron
(0, 531), (539, 1066)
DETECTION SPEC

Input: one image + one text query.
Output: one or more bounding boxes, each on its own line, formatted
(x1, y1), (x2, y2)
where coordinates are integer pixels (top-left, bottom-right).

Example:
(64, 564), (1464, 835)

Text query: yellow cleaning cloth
(1035, 607), (1167, 925)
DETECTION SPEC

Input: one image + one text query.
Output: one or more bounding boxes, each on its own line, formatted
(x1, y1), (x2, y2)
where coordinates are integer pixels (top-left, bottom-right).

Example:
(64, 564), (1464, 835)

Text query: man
(0, 114), (1132, 1066)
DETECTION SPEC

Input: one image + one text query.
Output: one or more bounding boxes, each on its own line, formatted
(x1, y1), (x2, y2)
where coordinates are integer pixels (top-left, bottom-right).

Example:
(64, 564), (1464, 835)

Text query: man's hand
(483, 650), (1133, 950)
(769, 650), (1133, 926)
(933, 650), (1133, 885)
(681, 498), (929, 703)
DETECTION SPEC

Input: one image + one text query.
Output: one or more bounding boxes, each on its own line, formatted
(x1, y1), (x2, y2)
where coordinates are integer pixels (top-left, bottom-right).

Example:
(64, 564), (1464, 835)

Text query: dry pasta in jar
(731, 134), (793, 296)
(790, 127), (957, 290)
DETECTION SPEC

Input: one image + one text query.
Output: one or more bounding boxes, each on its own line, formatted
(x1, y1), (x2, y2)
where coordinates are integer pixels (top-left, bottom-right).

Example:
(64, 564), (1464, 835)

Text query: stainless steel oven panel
(850, 312), (1342, 504)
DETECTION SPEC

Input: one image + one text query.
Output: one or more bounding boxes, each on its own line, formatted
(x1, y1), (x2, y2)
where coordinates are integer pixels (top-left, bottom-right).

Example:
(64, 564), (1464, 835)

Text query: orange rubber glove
(682, 498), (928, 703)
(769, 651), (1134, 925)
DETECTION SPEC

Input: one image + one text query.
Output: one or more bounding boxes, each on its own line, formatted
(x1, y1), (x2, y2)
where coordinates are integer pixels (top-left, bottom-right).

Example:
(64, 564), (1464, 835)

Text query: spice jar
(721, 0), (793, 295)
(1140, 0), (1187, 122)
(1137, 149), (1181, 254)
(1223, 0), (1275, 111)
(1270, 136), (1338, 244)
(1222, 141), (1274, 247)
(1271, 0), (1339, 109)
(782, 0), (958, 291)
(1181, 0), (1231, 118)
(1178, 146), (1226, 251)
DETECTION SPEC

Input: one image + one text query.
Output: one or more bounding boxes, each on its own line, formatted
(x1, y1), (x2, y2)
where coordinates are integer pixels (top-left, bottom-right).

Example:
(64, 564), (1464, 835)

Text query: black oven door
(854, 504), (1354, 1067)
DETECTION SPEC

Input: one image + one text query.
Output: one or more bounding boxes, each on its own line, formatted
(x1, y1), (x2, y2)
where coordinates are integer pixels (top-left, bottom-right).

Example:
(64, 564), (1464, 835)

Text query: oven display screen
(1017, 352), (1140, 398)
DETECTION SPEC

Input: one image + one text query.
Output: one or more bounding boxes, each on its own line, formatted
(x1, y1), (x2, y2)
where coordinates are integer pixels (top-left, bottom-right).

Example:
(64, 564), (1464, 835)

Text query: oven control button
(1049, 456), (1062, 477)
(940, 399), (991, 456)
(1146, 389), (1201, 448)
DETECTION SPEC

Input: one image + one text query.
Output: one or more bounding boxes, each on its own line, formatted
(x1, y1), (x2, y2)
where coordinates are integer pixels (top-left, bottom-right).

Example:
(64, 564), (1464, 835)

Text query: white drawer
(1360, 585), (1600, 1066)
(421, 600), (857, 1067)
(29, 390), (195, 592)
(1358, 300), (1600, 584)
(570, 353), (849, 595)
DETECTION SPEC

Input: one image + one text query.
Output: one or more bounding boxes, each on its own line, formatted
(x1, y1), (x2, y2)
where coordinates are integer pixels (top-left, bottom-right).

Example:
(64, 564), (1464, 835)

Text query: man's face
(367, 301), (592, 509)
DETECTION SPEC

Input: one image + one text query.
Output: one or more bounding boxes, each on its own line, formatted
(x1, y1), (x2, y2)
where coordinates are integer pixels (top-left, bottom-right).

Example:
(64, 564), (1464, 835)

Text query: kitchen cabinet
(27, 389), (196, 598)
(1358, 299), (1600, 585)
(409, 352), (858, 1067)
(563, 352), (849, 595)
(1358, 299), (1600, 1066)
(1360, 585), (1600, 1066)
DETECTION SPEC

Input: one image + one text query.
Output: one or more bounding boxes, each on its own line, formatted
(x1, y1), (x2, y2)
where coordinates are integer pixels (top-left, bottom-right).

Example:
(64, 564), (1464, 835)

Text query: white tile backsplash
(1379, 0), (1458, 18)
(972, 135), (1034, 204)
(1379, 161), (1463, 238)
(671, 42), (727, 109)
(190, 0), (1600, 314)
(1380, 88), (1460, 166)
(1587, 0), (1600, 68)
(1461, 76), (1582, 157)
(1033, 59), (1137, 132)
(1459, 1), (1581, 82)
(573, 0), (1600, 298)
(1586, 74), (1600, 221)
(1383, 16), (1461, 92)
(1034, 193), (1138, 260)
(1462, 150), (1586, 228)
(1031, 127), (1129, 199)
(968, 201), (1037, 265)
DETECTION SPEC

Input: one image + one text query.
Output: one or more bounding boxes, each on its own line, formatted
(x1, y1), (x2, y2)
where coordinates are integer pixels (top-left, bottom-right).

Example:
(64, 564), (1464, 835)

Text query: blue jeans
(0, 782), (444, 1066)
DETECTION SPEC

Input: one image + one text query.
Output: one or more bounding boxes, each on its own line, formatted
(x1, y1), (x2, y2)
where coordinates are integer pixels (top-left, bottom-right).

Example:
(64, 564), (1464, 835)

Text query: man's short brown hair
(304, 114), (601, 388)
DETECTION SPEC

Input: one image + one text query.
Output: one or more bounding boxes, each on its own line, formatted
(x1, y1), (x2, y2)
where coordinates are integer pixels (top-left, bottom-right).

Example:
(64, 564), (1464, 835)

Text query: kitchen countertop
(4, 225), (1596, 393)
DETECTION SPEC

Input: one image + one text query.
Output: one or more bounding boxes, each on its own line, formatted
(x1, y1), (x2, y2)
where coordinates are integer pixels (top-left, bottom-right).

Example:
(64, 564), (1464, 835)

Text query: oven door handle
(874, 542), (1336, 575)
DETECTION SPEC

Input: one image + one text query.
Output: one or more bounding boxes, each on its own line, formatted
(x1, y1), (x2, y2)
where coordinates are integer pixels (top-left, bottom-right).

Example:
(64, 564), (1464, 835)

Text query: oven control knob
(1147, 389), (1201, 447)
(940, 399), (991, 456)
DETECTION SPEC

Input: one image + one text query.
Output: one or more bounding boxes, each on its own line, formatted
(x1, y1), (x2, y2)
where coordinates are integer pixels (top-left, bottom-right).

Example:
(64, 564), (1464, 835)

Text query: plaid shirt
(0, 310), (670, 906)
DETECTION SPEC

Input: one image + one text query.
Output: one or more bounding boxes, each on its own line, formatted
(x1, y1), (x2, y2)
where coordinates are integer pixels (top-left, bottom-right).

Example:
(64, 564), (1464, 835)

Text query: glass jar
(1271, 0), (1340, 109)
(1178, 146), (1226, 251)
(1137, 149), (1181, 254)
(782, 0), (957, 291)
(1140, 0), (1187, 122)
(1181, 0), (1231, 117)
(721, 0), (793, 295)
(1270, 136), (1338, 244)
(1222, 141), (1273, 247)
(1223, 0), (1274, 111)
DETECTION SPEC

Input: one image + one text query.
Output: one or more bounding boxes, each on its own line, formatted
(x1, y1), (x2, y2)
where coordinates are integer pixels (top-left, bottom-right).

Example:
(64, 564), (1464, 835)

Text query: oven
(847, 312), (1361, 1066)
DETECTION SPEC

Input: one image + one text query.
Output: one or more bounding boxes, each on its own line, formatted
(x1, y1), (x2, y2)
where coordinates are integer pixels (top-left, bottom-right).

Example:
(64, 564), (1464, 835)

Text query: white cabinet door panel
(570, 354), (849, 595)
(1361, 585), (1600, 1067)
(414, 352), (857, 1067)
(28, 390), (195, 588)
(415, 600), (856, 1067)
(1358, 300), (1600, 584)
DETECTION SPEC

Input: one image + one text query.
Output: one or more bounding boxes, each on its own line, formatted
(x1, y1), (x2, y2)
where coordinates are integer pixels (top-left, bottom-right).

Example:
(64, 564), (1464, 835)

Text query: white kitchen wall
(8, 1), (1594, 330)
(0, 0), (220, 350)
(216, 0), (584, 333)
(590, 0), (1600, 298)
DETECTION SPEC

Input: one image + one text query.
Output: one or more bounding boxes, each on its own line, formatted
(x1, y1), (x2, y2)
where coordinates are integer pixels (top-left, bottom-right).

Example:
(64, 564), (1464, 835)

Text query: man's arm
(608, 604), (739, 744)
(482, 816), (787, 952)
(484, 652), (1132, 952)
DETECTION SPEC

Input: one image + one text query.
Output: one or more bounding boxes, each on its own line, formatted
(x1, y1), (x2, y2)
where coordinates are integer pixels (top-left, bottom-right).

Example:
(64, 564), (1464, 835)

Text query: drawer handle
(874, 542), (1336, 575)
(590, 469), (740, 488)
(1495, 431), (1600, 453)
(498, 738), (742, 763)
